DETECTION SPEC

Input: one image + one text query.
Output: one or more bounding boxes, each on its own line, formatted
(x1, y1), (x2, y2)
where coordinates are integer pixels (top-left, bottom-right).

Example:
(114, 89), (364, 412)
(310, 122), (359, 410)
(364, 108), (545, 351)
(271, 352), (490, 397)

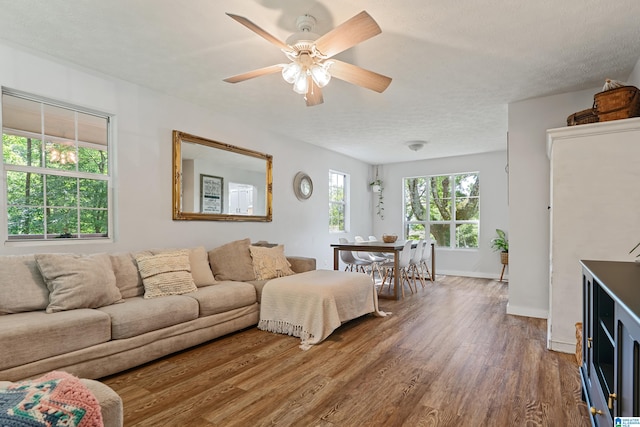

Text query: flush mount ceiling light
(406, 140), (427, 151)
(224, 11), (392, 107)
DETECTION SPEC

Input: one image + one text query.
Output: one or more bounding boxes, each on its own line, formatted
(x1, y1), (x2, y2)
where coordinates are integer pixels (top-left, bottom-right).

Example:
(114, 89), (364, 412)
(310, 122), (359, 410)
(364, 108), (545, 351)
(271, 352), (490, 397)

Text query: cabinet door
(583, 273), (593, 377)
(594, 282), (616, 417)
(616, 306), (640, 417)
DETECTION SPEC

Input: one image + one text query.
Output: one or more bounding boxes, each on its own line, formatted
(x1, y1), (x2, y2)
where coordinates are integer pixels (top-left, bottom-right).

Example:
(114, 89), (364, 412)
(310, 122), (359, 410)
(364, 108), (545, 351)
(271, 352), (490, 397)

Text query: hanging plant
(370, 178), (384, 219)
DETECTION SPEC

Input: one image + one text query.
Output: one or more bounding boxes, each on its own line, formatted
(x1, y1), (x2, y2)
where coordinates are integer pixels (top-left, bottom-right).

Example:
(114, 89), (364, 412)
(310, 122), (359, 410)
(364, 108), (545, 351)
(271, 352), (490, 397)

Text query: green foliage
(404, 174), (479, 248)
(329, 173), (346, 232)
(370, 179), (384, 219)
(490, 228), (509, 252)
(3, 132), (109, 238)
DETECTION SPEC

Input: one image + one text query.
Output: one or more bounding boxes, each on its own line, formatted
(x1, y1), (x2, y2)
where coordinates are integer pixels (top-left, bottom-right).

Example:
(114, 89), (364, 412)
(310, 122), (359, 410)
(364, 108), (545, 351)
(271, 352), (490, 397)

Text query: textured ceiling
(1, 0), (639, 164)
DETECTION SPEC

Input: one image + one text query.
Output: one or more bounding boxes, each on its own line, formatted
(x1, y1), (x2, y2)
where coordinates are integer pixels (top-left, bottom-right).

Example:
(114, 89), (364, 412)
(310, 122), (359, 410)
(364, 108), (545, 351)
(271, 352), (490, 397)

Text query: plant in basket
(490, 229), (509, 265)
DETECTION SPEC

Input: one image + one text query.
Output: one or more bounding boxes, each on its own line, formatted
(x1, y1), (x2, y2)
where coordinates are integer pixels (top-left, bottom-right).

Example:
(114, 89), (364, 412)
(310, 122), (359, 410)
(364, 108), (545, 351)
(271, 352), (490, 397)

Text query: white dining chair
(354, 235), (386, 279)
(368, 235), (393, 261)
(420, 239), (434, 282)
(408, 239), (425, 289)
(338, 237), (373, 274)
(379, 240), (414, 297)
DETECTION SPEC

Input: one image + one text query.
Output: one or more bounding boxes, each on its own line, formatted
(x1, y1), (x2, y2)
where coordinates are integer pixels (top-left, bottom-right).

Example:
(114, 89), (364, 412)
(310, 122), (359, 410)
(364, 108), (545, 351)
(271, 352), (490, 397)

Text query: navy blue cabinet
(581, 261), (640, 426)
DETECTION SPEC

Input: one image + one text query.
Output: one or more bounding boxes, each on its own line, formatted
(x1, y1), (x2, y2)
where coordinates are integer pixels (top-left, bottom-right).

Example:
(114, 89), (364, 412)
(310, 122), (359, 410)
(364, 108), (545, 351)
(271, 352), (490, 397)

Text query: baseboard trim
(506, 303), (548, 319)
(435, 269), (506, 280)
(547, 339), (575, 354)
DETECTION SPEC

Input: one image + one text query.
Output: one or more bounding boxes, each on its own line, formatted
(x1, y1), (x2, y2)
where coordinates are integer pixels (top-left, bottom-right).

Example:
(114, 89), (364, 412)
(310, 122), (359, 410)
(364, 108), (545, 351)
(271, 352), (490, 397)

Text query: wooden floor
(102, 276), (590, 427)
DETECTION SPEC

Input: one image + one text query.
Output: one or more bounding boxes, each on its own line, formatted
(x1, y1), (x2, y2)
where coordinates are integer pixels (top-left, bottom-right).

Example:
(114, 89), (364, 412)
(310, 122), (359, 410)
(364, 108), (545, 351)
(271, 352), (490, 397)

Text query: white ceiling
(1, 0), (639, 164)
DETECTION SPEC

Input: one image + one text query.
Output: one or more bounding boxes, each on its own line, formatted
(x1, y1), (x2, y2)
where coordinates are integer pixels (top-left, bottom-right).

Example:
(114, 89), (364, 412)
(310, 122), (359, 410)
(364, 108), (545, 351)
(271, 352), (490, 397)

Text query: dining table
(330, 240), (436, 300)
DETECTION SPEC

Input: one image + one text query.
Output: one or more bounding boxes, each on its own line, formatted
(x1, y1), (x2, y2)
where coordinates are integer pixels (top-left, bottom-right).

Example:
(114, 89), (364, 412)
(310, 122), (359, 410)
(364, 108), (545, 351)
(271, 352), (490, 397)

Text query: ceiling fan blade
(226, 13), (292, 52)
(328, 59), (391, 93)
(314, 11), (382, 58)
(305, 79), (324, 107)
(223, 64), (283, 83)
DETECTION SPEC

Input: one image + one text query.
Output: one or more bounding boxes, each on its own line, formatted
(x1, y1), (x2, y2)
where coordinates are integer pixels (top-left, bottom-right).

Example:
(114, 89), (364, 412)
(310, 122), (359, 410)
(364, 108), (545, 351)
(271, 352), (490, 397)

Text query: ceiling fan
(223, 11), (392, 107)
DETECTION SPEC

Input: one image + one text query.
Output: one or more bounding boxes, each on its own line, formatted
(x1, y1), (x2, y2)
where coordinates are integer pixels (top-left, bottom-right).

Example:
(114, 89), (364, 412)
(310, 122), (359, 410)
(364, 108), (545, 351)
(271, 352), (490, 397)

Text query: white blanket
(258, 270), (387, 349)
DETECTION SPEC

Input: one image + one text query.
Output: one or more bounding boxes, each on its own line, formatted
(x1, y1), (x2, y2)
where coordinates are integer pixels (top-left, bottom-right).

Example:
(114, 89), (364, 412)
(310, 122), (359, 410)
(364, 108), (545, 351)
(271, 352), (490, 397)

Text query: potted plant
(490, 228), (509, 265)
(369, 179), (384, 219)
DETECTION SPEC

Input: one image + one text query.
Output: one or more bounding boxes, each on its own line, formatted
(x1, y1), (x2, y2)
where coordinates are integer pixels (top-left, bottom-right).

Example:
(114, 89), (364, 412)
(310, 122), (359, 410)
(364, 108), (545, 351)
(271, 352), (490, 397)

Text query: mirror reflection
(172, 131), (272, 221)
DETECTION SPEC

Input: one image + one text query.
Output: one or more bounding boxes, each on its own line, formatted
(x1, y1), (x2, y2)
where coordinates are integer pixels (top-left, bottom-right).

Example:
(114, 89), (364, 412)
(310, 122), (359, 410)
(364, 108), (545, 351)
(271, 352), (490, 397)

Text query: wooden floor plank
(102, 275), (590, 426)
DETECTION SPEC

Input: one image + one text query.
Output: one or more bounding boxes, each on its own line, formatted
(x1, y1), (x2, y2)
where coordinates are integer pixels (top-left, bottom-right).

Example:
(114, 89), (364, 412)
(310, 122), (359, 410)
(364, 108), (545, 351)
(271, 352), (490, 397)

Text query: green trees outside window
(404, 172), (479, 248)
(329, 170), (347, 232)
(2, 91), (111, 241)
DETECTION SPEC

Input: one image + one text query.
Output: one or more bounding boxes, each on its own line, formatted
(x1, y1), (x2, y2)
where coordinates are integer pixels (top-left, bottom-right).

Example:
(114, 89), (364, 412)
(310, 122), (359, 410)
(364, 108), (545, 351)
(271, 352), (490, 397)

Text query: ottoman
(258, 270), (387, 349)
(0, 375), (123, 427)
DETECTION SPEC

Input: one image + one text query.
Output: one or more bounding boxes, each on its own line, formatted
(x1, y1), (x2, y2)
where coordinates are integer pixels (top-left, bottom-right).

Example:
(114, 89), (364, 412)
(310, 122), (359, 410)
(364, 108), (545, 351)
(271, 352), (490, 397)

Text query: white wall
(508, 56), (640, 345)
(547, 119), (640, 352)
(628, 57), (640, 86)
(370, 151), (509, 278)
(0, 41), (372, 268)
(507, 88), (598, 319)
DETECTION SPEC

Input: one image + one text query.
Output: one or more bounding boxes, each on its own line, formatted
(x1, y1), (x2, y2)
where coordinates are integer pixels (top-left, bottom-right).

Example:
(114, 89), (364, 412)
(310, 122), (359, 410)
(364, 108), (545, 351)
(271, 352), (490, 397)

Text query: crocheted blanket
(258, 270), (387, 350)
(0, 371), (103, 427)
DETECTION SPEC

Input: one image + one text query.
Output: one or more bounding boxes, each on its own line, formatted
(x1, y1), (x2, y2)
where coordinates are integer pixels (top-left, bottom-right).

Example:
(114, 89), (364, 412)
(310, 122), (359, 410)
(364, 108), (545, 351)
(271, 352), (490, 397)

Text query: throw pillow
(249, 245), (295, 280)
(0, 254), (49, 315)
(109, 252), (145, 298)
(135, 250), (197, 298)
(188, 246), (217, 286)
(34, 253), (123, 313)
(208, 238), (256, 281)
(147, 246), (216, 287)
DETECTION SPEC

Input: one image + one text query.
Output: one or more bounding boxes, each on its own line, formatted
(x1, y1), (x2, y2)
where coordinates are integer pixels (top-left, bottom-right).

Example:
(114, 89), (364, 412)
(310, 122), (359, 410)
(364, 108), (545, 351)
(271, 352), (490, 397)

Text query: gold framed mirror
(172, 130), (272, 221)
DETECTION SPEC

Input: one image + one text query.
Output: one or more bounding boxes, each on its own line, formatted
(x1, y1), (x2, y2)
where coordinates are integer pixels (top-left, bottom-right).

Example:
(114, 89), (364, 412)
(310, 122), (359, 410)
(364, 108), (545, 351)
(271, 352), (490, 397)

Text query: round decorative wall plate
(293, 172), (313, 200)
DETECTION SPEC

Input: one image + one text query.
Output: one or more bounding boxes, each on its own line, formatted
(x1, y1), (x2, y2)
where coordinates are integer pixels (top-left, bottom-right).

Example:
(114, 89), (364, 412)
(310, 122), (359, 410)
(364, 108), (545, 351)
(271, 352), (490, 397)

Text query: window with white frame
(403, 172), (479, 248)
(1, 89), (112, 241)
(329, 170), (349, 233)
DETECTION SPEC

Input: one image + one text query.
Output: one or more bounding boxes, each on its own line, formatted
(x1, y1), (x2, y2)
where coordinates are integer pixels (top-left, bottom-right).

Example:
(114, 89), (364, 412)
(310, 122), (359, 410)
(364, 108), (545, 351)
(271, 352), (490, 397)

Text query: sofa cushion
(146, 246), (216, 287)
(110, 252), (144, 298)
(0, 254), (49, 315)
(286, 256), (317, 274)
(0, 309), (111, 371)
(248, 280), (269, 303)
(249, 245), (295, 280)
(135, 250), (198, 298)
(208, 238), (256, 281)
(34, 253), (124, 313)
(184, 281), (257, 317)
(187, 246), (217, 287)
(98, 295), (199, 339)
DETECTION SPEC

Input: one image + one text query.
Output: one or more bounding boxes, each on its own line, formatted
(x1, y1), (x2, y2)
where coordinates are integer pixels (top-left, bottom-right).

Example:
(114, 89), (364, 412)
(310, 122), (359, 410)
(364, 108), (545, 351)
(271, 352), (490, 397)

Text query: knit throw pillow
(135, 250), (197, 299)
(249, 245), (295, 280)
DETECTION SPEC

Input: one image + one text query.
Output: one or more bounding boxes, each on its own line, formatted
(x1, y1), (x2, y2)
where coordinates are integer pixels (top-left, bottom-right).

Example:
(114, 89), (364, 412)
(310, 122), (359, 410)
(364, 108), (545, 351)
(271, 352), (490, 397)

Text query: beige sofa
(0, 238), (315, 382)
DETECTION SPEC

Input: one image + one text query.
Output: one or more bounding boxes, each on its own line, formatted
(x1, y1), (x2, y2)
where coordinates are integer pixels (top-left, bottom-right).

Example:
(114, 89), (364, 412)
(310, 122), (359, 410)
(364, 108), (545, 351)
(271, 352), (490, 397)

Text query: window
(2, 89), (112, 242)
(329, 170), (349, 233)
(403, 172), (479, 248)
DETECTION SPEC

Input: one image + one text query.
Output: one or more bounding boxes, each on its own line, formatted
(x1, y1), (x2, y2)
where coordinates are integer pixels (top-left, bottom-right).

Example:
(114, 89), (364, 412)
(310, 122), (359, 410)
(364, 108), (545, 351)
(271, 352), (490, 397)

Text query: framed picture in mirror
(200, 174), (223, 214)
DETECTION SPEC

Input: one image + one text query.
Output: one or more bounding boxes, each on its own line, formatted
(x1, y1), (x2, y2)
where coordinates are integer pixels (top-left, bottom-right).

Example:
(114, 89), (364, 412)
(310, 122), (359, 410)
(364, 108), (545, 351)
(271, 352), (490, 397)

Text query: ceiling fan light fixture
(293, 73), (309, 94)
(282, 62), (301, 83)
(224, 11), (392, 106)
(310, 64), (331, 87)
